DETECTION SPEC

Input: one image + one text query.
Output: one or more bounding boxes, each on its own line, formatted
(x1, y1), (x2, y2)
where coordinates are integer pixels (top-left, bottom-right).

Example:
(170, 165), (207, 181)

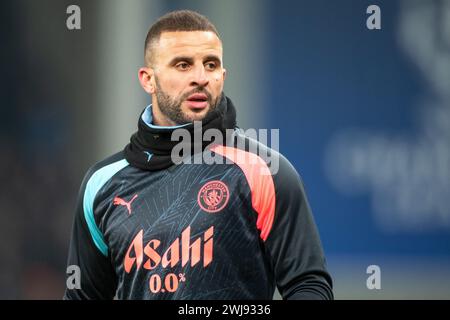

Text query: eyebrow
(204, 55), (222, 66)
(169, 56), (194, 66)
(168, 55), (222, 67)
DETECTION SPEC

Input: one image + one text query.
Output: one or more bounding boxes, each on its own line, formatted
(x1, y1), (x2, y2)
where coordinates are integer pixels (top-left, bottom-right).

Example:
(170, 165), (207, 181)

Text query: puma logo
(143, 151), (152, 162)
(113, 194), (138, 215)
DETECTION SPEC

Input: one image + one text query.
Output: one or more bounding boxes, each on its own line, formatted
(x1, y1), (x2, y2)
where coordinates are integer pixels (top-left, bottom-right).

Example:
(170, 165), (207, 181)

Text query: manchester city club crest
(198, 180), (230, 213)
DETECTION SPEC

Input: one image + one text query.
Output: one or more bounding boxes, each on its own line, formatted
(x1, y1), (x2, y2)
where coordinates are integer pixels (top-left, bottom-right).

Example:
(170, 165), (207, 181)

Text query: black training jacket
(64, 112), (333, 300)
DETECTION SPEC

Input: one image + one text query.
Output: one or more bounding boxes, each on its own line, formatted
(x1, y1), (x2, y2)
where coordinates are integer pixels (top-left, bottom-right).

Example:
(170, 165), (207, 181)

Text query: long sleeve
(63, 166), (118, 300)
(265, 154), (333, 300)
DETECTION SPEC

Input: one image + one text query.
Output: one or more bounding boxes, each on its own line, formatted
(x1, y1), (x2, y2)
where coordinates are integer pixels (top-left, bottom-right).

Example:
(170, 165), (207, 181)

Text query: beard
(154, 76), (221, 125)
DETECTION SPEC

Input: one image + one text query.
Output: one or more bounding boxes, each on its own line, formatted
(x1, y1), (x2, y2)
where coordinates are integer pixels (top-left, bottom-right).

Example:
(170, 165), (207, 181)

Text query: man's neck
(150, 103), (178, 127)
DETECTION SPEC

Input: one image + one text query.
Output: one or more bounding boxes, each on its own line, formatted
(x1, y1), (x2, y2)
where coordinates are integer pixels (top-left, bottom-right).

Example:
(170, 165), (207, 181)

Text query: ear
(138, 67), (155, 94)
(222, 68), (227, 81)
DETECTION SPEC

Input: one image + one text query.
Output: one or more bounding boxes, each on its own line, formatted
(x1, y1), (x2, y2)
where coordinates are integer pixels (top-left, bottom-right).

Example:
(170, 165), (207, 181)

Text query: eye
(204, 62), (217, 71)
(176, 62), (190, 71)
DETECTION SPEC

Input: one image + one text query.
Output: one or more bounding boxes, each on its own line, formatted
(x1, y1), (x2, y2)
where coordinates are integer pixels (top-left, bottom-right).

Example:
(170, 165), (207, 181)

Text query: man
(64, 10), (333, 300)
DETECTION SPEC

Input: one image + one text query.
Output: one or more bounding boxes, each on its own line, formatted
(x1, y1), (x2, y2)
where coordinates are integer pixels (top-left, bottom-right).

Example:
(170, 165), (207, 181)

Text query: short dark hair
(144, 10), (220, 65)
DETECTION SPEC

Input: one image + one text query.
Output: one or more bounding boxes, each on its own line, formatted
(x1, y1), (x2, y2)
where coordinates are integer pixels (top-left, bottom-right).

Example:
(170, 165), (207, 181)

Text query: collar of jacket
(124, 93), (237, 171)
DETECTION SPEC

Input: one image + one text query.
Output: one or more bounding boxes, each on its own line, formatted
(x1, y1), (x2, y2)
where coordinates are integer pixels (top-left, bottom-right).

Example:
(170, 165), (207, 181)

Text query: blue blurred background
(1, 0), (449, 299)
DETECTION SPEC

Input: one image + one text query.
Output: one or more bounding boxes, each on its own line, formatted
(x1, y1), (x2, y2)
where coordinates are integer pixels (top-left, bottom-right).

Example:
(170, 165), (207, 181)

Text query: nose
(190, 64), (209, 88)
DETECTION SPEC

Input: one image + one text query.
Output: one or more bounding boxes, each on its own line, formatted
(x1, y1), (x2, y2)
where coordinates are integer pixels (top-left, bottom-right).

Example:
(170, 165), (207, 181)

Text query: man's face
(148, 31), (226, 125)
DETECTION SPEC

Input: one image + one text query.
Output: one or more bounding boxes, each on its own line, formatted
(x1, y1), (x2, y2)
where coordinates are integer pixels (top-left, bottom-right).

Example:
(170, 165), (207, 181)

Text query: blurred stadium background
(1, 0), (449, 299)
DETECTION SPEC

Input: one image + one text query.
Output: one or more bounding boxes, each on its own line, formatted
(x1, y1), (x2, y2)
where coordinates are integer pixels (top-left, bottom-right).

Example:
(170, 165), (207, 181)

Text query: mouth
(185, 93), (209, 110)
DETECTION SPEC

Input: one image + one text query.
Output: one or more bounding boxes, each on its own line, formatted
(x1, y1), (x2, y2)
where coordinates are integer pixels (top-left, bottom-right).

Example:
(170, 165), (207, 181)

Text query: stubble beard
(154, 76), (222, 125)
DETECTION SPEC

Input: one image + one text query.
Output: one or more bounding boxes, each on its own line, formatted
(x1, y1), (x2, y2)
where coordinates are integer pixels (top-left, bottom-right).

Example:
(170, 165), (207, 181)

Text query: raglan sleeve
(264, 154), (333, 300)
(63, 167), (117, 300)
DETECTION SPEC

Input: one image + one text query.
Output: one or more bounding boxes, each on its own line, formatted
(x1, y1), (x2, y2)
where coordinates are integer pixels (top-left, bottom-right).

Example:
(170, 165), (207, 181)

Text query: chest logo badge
(198, 180), (229, 213)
